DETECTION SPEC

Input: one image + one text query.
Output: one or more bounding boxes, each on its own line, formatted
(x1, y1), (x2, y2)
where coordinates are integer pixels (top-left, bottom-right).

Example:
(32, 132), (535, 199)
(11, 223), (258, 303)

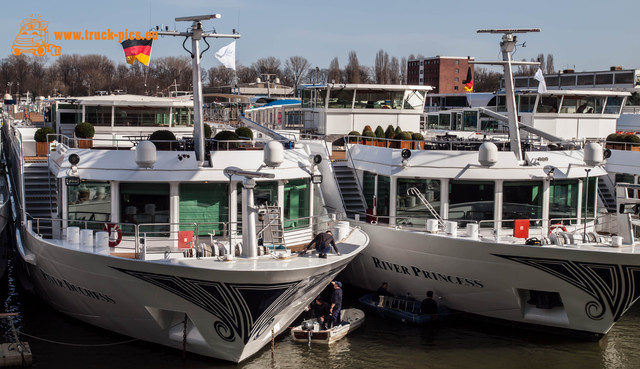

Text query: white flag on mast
(215, 41), (236, 70)
(534, 68), (547, 93)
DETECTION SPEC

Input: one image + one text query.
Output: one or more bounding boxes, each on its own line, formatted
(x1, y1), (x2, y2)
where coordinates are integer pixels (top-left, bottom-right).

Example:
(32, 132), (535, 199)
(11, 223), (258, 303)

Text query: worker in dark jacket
(329, 280), (343, 328)
(300, 230), (340, 258)
(310, 297), (330, 330)
(421, 290), (438, 315)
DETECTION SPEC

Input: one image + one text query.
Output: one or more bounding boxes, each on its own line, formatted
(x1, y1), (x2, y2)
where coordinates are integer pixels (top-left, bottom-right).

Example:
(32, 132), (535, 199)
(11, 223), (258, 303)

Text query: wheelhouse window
(549, 179), (579, 223)
(560, 96), (604, 114)
(85, 106), (112, 126)
(449, 181), (494, 224)
(396, 178), (440, 226)
(536, 96), (559, 113)
(328, 89), (354, 109)
(518, 95), (536, 113)
(604, 96), (624, 114)
(503, 181), (543, 225)
(179, 183), (228, 235)
(120, 183), (170, 235)
(114, 107), (172, 127)
(427, 114), (439, 129)
(353, 89), (404, 110)
(462, 111), (478, 131)
(438, 113), (451, 130)
(172, 107), (193, 126)
(68, 181), (111, 230)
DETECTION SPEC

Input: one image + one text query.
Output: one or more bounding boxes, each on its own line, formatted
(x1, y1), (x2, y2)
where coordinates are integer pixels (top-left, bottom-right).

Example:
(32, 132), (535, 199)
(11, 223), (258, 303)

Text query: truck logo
(12, 14), (61, 57)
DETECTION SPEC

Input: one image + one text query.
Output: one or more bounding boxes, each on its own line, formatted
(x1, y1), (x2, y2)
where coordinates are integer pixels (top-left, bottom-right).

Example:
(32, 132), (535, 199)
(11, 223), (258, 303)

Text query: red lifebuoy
(549, 223), (567, 234)
(103, 223), (122, 247)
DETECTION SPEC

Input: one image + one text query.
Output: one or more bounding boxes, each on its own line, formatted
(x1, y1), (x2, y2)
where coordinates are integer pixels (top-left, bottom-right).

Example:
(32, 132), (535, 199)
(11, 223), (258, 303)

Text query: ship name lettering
(39, 269), (116, 304)
(372, 256), (483, 288)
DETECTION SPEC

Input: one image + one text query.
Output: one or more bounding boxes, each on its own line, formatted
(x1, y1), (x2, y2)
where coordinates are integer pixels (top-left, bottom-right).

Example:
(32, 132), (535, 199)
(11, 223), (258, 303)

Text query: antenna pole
(157, 14), (240, 166)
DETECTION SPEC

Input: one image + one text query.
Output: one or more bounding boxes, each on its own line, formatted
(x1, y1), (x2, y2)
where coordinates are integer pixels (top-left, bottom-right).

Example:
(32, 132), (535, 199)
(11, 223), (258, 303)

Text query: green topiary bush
(395, 126), (403, 136)
(623, 134), (640, 143)
(348, 130), (361, 143)
(606, 133), (621, 142)
(374, 126), (385, 138)
(412, 132), (424, 141)
(362, 125), (373, 135)
(74, 122), (94, 138)
(385, 125), (396, 139)
(149, 130), (177, 150)
(34, 126), (55, 142)
(213, 130), (240, 150)
(395, 131), (412, 140)
(235, 126), (253, 140)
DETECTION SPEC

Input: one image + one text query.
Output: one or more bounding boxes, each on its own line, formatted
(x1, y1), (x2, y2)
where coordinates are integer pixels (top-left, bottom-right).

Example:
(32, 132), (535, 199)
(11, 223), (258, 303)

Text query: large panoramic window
(396, 178), (440, 226)
(68, 181), (111, 230)
(549, 179), (579, 223)
(114, 107), (171, 127)
(462, 111), (477, 131)
(328, 89), (354, 109)
(120, 183), (170, 235)
(353, 89), (404, 109)
(449, 181), (494, 224)
(604, 96), (624, 114)
(179, 183), (228, 235)
(85, 106), (112, 126)
(503, 181), (543, 226)
(537, 96), (560, 113)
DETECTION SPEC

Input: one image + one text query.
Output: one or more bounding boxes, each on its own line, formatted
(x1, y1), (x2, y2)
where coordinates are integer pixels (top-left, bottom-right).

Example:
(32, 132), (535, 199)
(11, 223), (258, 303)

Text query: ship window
(68, 181), (111, 230)
(114, 107), (173, 127)
(171, 107), (193, 126)
(615, 72), (633, 84)
(354, 90), (404, 109)
(403, 90), (426, 110)
(514, 78), (529, 88)
(577, 75), (594, 85)
(236, 181), (278, 230)
(396, 178), (440, 226)
(496, 95), (507, 112)
(536, 96), (559, 113)
(615, 174), (635, 197)
(503, 181), (543, 226)
(301, 89), (313, 108)
(427, 114), (439, 129)
(448, 181), (494, 224)
(560, 75), (576, 87)
(363, 171), (376, 210)
(582, 177), (597, 220)
(549, 179), (579, 223)
(85, 106), (112, 126)
(545, 76), (559, 87)
(60, 111), (80, 124)
(462, 111), (477, 131)
(283, 178), (310, 229)
(560, 95), (605, 114)
(438, 113), (451, 130)
(377, 175), (390, 224)
(604, 96), (624, 114)
(518, 95), (536, 113)
(596, 74), (613, 85)
(328, 89), (354, 109)
(179, 183), (228, 235)
(120, 183), (170, 235)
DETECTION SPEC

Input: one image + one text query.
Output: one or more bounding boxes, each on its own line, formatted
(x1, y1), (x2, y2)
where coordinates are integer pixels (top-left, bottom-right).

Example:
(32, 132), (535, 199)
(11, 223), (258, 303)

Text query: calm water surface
(1, 249), (639, 369)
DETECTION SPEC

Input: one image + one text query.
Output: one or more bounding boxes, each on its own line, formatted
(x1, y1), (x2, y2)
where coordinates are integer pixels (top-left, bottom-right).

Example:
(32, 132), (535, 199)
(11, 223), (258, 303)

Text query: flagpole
(156, 14), (240, 167)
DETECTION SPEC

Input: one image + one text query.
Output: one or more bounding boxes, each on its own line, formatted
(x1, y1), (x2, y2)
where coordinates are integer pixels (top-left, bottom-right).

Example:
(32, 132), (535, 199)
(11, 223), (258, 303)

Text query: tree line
(0, 51), (554, 98)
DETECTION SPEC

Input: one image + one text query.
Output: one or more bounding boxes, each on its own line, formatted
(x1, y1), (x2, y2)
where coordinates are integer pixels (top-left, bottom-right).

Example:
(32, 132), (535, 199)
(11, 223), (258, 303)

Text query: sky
(1, 0), (639, 75)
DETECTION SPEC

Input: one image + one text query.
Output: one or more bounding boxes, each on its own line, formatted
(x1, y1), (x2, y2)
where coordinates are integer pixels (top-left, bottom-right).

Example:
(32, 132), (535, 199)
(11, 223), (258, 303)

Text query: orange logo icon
(12, 14), (61, 56)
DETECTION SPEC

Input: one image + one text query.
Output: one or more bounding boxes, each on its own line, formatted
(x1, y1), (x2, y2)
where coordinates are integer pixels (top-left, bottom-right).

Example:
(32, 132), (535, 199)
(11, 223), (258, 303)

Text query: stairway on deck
(598, 179), (617, 213)
(332, 163), (366, 219)
(23, 159), (57, 237)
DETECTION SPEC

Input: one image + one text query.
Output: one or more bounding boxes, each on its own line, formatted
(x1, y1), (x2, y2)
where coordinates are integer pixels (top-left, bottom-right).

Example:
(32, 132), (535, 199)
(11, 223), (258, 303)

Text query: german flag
(463, 66), (473, 92)
(121, 39), (152, 66)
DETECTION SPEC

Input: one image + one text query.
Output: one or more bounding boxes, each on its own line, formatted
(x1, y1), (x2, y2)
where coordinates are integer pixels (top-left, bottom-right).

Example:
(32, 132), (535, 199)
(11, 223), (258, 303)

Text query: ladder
(407, 187), (444, 228)
(263, 205), (285, 247)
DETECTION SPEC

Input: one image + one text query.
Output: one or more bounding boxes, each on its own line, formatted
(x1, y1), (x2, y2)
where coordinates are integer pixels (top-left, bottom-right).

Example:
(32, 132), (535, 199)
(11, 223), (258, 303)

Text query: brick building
(407, 56), (474, 93)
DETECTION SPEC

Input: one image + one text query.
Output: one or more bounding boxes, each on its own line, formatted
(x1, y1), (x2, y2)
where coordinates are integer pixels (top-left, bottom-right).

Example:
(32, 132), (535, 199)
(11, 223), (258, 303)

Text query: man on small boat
(420, 291), (438, 315)
(310, 297), (330, 330)
(373, 282), (393, 306)
(329, 280), (343, 327)
(300, 230), (340, 258)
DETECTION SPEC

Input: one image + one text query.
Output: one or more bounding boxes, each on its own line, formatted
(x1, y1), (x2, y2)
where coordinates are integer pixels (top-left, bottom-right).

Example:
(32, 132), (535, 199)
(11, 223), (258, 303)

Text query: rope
(17, 331), (141, 347)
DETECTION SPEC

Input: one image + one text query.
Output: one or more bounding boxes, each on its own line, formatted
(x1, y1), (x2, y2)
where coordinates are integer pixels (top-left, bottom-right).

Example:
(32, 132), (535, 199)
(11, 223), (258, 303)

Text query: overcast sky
(2, 0), (638, 74)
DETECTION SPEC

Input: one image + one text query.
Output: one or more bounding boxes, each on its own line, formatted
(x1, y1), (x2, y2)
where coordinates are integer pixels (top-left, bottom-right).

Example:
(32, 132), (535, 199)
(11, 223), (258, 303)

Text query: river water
(1, 249), (639, 369)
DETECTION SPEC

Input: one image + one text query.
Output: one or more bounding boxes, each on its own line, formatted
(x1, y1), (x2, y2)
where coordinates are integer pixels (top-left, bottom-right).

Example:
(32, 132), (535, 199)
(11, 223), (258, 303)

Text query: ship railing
(378, 295), (421, 314)
(25, 212), (342, 259)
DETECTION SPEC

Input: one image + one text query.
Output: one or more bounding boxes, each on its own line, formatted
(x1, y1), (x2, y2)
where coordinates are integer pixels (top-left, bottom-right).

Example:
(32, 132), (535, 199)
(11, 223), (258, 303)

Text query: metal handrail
(407, 187), (444, 227)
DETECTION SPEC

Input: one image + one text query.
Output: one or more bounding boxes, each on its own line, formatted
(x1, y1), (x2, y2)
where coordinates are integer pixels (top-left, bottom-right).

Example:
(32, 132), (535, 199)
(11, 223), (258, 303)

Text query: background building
(407, 56), (474, 93)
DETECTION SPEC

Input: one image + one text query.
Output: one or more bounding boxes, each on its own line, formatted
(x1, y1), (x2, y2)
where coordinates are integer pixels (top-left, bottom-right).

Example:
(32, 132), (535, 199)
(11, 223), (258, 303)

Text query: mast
(157, 14), (240, 166)
(475, 28), (540, 161)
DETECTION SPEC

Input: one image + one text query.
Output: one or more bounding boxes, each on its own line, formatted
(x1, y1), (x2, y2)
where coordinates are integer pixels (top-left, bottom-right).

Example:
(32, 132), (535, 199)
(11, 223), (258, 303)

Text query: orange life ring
(103, 223), (122, 247)
(549, 223), (567, 234)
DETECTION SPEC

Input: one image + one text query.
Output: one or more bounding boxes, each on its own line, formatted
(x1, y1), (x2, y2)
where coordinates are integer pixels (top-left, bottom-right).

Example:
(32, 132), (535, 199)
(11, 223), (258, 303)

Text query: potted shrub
(213, 130), (240, 150)
(75, 122), (95, 148)
(605, 133), (622, 149)
(362, 130), (376, 146)
(235, 126), (253, 140)
(149, 130), (177, 151)
(361, 125), (373, 136)
(204, 123), (213, 139)
(34, 126), (55, 156)
(347, 130), (361, 144)
(374, 125), (387, 147)
(623, 133), (640, 151)
(395, 131), (413, 149)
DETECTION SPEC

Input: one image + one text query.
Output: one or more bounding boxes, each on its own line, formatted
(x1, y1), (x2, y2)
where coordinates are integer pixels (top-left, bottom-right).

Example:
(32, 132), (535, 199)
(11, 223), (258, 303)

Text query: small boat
(290, 308), (364, 344)
(359, 293), (438, 326)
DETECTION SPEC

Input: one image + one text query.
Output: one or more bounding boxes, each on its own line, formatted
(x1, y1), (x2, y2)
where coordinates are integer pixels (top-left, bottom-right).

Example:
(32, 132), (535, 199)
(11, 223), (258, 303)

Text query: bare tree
(207, 65), (236, 87)
(400, 57), (407, 84)
(345, 51), (360, 84)
(236, 64), (258, 84)
(328, 57), (341, 83)
(474, 67), (501, 92)
(374, 50), (390, 84)
(359, 66), (372, 84)
(283, 56), (311, 95)
(389, 56), (400, 84)
(252, 56), (281, 77)
(545, 53), (555, 74)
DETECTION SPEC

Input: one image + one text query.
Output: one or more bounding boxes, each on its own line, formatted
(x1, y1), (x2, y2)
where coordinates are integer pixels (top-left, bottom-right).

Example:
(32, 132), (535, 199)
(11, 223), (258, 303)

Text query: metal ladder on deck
(264, 205), (286, 247)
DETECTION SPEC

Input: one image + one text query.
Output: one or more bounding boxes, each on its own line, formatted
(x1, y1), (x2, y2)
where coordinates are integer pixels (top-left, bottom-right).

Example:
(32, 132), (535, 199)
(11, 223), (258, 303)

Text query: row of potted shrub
(34, 123), (255, 156)
(606, 132), (640, 151)
(347, 125), (425, 149)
